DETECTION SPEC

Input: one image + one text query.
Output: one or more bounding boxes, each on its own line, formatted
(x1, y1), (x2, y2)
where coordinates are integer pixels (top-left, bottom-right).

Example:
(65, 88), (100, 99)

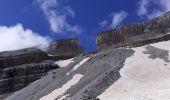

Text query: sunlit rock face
(96, 11), (170, 50)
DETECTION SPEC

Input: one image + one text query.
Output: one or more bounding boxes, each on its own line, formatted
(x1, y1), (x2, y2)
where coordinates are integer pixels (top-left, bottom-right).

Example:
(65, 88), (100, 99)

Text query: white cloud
(137, 0), (170, 19)
(137, 0), (149, 16)
(99, 20), (108, 27)
(36, 0), (82, 34)
(99, 11), (128, 29)
(0, 24), (51, 52)
(111, 11), (128, 28)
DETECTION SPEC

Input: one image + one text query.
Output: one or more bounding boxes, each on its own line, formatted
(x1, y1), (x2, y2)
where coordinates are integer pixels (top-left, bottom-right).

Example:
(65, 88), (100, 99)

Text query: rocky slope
(0, 38), (84, 99)
(96, 11), (170, 50)
(5, 39), (170, 100)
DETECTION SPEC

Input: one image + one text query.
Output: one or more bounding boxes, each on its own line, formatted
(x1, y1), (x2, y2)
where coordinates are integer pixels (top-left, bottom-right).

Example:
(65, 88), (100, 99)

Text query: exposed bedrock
(0, 62), (59, 94)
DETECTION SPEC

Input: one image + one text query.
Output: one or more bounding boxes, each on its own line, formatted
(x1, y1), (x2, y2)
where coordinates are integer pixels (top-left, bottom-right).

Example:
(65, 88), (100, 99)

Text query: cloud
(111, 11), (128, 28)
(137, 0), (170, 19)
(99, 20), (108, 27)
(0, 24), (51, 52)
(99, 11), (128, 29)
(35, 0), (82, 34)
(137, 0), (149, 16)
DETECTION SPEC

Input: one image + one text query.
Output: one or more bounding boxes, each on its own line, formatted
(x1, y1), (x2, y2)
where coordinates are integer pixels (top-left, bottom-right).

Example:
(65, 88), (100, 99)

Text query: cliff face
(0, 38), (84, 98)
(47, 38), (84, 58)
(96, 11), (170, 50)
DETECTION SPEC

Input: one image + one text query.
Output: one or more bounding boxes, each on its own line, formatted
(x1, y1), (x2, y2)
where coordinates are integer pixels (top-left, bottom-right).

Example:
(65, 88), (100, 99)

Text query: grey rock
(143, 45), (170, 62)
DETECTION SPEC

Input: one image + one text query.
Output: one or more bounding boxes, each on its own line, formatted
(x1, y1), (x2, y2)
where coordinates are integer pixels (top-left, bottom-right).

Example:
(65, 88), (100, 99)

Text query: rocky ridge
(96, 11), (170, 50)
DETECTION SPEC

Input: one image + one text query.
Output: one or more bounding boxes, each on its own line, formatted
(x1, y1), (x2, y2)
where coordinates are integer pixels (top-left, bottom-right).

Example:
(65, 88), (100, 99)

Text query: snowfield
(98, 40), (170, 100)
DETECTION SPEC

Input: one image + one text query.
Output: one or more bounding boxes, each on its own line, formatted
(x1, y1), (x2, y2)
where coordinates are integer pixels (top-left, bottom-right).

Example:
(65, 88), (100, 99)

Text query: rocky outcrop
(0, 38), (84, 98)
(0, 62), (59, 95)
(0, 47), (49, 69)
(47, 38), (84, 58)
(96, 11), (170, 50)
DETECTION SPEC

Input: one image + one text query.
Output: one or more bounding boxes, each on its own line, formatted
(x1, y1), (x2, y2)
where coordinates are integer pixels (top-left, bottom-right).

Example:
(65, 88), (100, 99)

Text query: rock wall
(0, 62), (59, 94)
(47, 38), (84, 57)
(96, 11), (170, 50)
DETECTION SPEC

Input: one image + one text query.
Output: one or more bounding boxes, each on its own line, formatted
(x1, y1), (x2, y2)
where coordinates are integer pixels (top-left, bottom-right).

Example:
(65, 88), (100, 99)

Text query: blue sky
(0, 0), (169, 52)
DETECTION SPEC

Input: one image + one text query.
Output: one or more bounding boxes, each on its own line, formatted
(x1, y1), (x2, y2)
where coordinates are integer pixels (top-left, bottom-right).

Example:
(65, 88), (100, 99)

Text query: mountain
(96, 11), (170, 50)
(2, 12), (170, 100)
(5, 39), (170, 100)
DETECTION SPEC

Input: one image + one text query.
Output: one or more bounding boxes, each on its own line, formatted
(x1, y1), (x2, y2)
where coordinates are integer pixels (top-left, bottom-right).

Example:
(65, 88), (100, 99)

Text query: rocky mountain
(0, 38), (84, 99)
(5, 39), (170, 100)
(2, 12), (170, 100)
(96, 11), (170, 50)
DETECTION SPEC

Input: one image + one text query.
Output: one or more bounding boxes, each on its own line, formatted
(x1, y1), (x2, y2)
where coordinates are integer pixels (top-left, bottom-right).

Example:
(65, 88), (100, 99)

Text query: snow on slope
(5, 47), (134, 100)
(55, 58), (74, 67)
(98, 40), (170, 100)
(66, 57), (90, 75)
(40, 74), (83, 100)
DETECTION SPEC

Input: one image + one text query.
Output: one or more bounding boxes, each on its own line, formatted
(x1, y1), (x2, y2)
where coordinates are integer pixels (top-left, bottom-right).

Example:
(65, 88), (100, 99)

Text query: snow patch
(58, 94), (70, 100)
(55, 58), (74, 67)
(39, 74), (83, 100)
(48, 54), (55, 57)
(66, 57), (90, 75)
(98, 43), (170, 100)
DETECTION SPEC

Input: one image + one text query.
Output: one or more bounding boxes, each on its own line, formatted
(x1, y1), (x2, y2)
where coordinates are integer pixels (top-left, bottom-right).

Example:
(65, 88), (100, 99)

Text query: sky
(0, 0), (170, 52)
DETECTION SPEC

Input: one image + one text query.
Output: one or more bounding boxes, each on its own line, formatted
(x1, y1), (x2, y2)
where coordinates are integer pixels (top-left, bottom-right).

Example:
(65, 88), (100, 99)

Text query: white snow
(58, 94), (70, 100)
(48, 54), (54, 57)
(39, 74), (83, 100)
(98, 40), (170, 100)
(66, 57), (90, 75)
(55, 58), (74, 67)
(71, 57), (90, 71)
